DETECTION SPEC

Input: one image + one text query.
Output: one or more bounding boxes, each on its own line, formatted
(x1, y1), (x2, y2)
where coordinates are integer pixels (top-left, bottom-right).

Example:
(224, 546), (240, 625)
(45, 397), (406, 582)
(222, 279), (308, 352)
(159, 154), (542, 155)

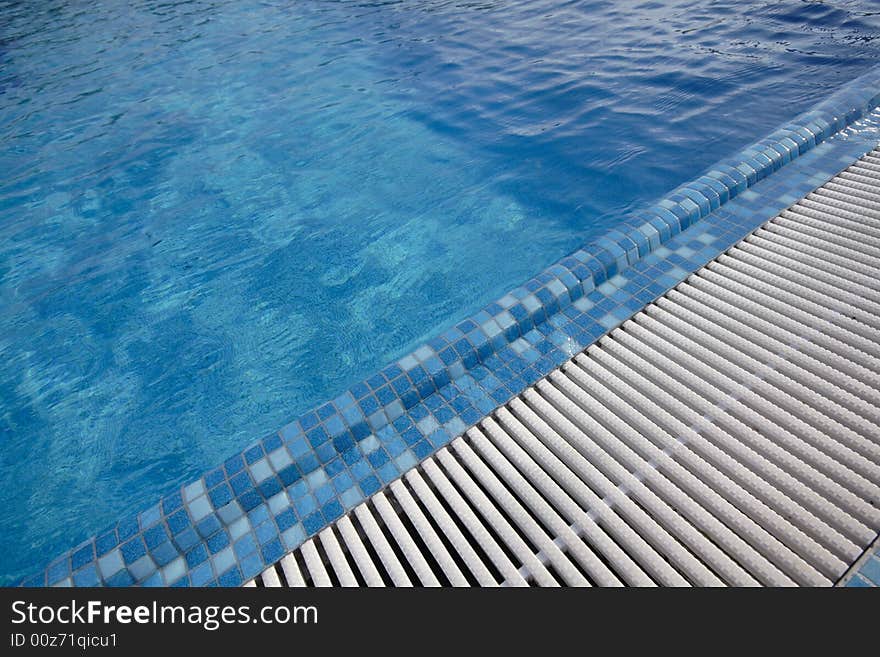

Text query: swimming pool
(2, 0), (880, 585)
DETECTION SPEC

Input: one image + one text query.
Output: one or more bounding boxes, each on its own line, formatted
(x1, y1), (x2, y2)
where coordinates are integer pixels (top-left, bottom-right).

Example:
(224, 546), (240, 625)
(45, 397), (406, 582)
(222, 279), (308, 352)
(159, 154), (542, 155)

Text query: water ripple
(1, 0), (880, 583)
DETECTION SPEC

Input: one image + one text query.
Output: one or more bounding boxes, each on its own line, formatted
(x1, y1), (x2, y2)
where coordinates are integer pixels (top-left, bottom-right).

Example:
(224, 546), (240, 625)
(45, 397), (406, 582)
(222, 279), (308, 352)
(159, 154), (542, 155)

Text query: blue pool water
(2, 1), (880, 584)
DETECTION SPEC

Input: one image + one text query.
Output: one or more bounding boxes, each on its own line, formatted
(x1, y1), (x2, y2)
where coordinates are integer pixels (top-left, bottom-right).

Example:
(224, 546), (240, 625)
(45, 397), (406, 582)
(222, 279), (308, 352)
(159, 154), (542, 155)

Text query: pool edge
(22, 64), (880, 588)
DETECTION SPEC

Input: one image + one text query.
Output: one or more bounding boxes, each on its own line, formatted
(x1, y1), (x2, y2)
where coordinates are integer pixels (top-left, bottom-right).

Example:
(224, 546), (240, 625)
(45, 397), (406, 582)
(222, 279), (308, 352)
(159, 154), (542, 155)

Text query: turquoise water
(2, 0), (880, 584)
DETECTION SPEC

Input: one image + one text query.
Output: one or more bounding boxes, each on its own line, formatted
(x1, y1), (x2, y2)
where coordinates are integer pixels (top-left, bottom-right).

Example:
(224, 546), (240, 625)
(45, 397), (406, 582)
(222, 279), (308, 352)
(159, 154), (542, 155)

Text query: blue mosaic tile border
(842, 534), (880, 588)
(22, 66), (880, 587)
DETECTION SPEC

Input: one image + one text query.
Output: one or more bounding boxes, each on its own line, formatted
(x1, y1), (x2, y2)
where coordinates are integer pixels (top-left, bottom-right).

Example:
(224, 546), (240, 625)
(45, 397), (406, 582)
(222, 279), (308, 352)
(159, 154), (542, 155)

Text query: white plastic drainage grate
(246, 149), (880, 587)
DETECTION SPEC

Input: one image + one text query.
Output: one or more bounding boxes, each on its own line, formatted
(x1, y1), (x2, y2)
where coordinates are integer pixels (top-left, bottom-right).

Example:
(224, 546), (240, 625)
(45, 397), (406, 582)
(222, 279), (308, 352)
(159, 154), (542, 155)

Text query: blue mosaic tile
(185, 543), (209, 569)
(845, 575), (872, 588)
(120, 537), (147, 565)
(94, 531), (118, 557)
(839, 536), (880, 587)
(106, 569), (135, 587)
(46, 559), (70, 585)
(29, 65), (880, 587)
(858, 555), (880, 585)
(302, 512), (324, 536)
(70, 543), (95, 571)
(150, 542), (177, 567)
(72, 564), (100, 587)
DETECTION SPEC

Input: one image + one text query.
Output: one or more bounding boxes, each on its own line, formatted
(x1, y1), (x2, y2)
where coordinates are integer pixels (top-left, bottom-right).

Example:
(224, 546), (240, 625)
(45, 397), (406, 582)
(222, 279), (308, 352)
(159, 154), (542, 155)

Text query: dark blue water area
(1, 0), (880, 583)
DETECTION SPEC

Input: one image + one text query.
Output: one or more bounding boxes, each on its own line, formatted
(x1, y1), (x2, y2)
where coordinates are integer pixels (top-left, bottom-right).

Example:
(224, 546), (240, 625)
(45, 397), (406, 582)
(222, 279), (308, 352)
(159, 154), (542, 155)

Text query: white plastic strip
(353, 504), (413, 587)
(318, 528), (359, 587)
(300, 540), (332, 587)
(421, 458), (528, 586)
(278, 553), (306, 587)
(336, 516), (385, 587)
(389, 479), (469, 586)
(404, 469), (498, 586)
(260, 564), (282, 588)
(373, 491), (441, 587)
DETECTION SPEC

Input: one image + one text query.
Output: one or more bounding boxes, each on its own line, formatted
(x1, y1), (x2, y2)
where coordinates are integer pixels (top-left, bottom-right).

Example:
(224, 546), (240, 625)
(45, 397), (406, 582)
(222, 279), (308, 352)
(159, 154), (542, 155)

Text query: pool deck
(22, 65), (880, 588)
